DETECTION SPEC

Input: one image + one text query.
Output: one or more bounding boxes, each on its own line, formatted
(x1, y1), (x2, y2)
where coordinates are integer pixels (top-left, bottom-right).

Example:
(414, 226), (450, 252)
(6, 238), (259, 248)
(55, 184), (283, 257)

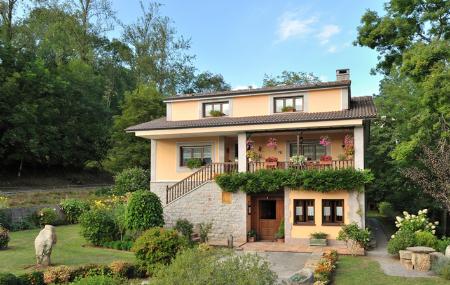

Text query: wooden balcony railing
(247, 160), (354, 172)
(166, 162), (238, 204)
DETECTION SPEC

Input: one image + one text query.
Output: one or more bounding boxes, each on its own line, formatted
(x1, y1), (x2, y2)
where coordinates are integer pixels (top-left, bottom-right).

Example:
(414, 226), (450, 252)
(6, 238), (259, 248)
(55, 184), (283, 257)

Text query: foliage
(125, 190), (164, 231)
(17, 271), (44, 285)
(290, 155), (306, 164)
(0, 196), (8, 209)
(0, 226), (10, 250)
(174, 219), (193, 241)
(132, 228), (187, 270)
(0, 273), (20, 285)
(209, 110), (225, 117)
(199, 222), (212, 243)
(436, 237), (450, 253)
(151, 248), (277, 285)
(378, 201), (395, 217)
(275, 219), (284, 239)
(387, 230), (416, 255)
(186, 158), (203, 169)
(414, 231), (438, 249)
(79, 208), (119, 245)
(113, 167), (149, 195)
(102, 240), (134, 251)
(314, 250), (338, 283)
(311, 232), (328, 239)
(337, 223), (371, 249)
(393, 209), (438, 235)
(183, 71), (231, 94)
(70, 275), (125, 285)
(37, 208), (59, 226)
(215, 168), (374, 194)
(43, 265), (72, 284)
(263, 70), (320, 87)
(281, 106), (295, 112)
(0, 210), (10, 229)
(247, 229), (256, 238)
(60, 199), (90, 224)
(246, 150), (260, 161)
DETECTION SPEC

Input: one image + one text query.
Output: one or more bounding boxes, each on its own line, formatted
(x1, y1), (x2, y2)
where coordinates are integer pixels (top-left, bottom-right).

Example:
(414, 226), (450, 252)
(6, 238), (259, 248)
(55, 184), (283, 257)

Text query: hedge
(215, 168), (374, 194)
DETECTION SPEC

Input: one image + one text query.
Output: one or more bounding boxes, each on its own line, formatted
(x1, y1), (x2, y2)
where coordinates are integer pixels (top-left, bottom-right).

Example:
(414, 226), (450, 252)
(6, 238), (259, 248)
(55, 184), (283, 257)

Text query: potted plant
(290, 155), (306, 165)
(343, 134), (354, 159)
(319, 155), (333, 165)
(246, 150), (260, 162)
(265, 156), (278, 168)
(310, 232), (328, 246)
(281, 106), (295, 112)
(247, 229), (257, 242)
(275, 219), (285, 242)
(209, 110), (224, 117)
(186, 158), (203, 169)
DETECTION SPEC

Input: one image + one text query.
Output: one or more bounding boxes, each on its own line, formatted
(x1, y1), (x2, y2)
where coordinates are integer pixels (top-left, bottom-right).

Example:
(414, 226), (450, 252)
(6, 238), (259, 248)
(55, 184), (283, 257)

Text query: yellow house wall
(232, 95), (269, 117)
(288, 190), (350, 239)
(155, 136), (220, 181)
(170, 101), (199, 121)
(307, 89), (342, 112)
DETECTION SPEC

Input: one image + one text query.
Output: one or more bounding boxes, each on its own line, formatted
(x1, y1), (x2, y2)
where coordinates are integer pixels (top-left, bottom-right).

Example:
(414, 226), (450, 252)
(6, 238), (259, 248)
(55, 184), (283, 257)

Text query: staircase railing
(166, 162), (238, 204)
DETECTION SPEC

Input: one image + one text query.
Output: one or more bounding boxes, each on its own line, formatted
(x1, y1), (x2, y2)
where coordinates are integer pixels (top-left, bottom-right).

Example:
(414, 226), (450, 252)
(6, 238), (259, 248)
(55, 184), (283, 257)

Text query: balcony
(247, 160), (354, 172)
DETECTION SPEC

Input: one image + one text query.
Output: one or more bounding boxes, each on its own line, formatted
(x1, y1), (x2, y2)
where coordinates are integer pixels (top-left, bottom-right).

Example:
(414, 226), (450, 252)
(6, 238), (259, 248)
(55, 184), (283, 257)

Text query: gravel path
(366, 217), (436, 277)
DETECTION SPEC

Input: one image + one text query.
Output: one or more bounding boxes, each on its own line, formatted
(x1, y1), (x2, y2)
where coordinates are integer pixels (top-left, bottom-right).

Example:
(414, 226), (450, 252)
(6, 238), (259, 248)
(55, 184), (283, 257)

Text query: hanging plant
(290, 155), (306, 165)
(319, 136), (331, 146)
(246, 139), (255, 150)
(266, 138), (278, 149)
(246, 150), (260, 161)
(344, 135), (354, 157)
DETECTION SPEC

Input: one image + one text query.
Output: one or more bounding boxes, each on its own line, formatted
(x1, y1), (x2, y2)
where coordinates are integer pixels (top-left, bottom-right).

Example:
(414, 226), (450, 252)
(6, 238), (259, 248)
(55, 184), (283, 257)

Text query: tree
(262, 71), (320, 87)
(183, 71), (231, 94)
(0, 0), (18, 42)
(105, 84), (165, 172)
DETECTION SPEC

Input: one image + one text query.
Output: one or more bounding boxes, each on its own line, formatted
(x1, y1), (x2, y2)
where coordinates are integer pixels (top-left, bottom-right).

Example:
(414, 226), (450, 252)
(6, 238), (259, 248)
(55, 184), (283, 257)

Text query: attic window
(274, 96), (303, 113)
(203, 102), (229, 117)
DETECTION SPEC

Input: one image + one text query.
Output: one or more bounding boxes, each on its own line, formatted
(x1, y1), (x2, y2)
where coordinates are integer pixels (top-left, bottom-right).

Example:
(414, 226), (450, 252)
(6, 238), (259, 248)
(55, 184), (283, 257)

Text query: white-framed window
(179, 145), (212, 166)
(274, 96), (303, 113)
(203, 101), (229, 117)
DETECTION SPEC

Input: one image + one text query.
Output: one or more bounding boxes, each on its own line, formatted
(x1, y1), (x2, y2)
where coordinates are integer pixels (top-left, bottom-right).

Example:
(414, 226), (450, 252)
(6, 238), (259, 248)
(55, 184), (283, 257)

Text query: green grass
(0, 224), (135, 274)
(335, 256), (448, 285)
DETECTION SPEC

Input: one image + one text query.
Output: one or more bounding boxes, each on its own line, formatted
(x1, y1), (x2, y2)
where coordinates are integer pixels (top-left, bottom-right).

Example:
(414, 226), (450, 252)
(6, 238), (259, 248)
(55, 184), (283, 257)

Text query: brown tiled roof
(126, 96), (377, 132)
(165, 80), (351, 101)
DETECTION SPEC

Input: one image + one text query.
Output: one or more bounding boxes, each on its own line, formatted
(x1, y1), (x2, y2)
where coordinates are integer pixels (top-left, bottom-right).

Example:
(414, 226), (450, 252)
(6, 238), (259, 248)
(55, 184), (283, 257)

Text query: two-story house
(126, 69), (377, 245)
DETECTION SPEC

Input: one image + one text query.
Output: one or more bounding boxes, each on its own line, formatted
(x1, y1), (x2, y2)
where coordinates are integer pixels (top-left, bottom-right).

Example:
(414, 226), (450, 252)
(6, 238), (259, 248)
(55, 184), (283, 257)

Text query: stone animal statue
(35, 225), (57, 266)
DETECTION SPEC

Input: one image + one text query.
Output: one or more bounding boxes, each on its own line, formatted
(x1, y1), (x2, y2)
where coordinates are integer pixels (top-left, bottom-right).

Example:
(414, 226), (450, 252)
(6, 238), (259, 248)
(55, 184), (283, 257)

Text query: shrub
(414, 231), (438, 249)
(387, 230), (416, 255)
(0, 226), (9, 249)
(17, 272), (44, 285)
(174, 219), (193, 241)
(79, 208), (119, 245)
(69, 264), (111, 280)
(126, 190), (164, 231)
(337, 223), (371, 248)
(71, 275), (124, 285)
(102, 240), (133, 251)
(151, 248), (277, 285)
(37, 207), (59, 226)
(0, 210), (11, 229)
(0, 273), (20, 285)
(43, 265), (72, 284)
(394, 209), (438, 235)
(437, 237), (450, 253)
(311, 232), (328, 239)
(275, 218), (284, 239)
(94, 186), (113, 196)
(186, 158), (203, 169)
(132, 228), (187, 270)
(109, 261), (136, 278)
(378, 201), (395, 217)
(60, 199), (90, 224)
(113, 167), (149, 195)
(199, 222), (212, 243)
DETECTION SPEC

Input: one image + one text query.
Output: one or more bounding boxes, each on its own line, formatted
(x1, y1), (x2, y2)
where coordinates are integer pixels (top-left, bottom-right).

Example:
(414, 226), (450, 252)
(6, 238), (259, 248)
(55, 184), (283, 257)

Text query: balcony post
(354, 126), (364, 169)
(237, 133), (247, 172)
(350, 126), (365, 228)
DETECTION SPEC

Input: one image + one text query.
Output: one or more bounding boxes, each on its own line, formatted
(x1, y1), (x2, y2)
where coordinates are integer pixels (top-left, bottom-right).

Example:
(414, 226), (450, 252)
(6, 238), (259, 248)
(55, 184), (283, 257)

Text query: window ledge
(321, 223), (344, 227)
(293, 223), (316, 226)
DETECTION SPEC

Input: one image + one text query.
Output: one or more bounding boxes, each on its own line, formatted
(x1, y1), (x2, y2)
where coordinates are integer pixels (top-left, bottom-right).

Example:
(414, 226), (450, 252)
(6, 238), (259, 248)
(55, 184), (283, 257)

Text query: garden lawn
(0, 224), (135, 274)
(335, 256), (448, 285)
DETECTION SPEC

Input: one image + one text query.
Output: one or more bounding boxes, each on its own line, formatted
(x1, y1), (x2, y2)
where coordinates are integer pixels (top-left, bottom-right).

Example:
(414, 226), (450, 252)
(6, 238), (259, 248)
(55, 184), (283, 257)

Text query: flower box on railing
(265, 157), (278, 168)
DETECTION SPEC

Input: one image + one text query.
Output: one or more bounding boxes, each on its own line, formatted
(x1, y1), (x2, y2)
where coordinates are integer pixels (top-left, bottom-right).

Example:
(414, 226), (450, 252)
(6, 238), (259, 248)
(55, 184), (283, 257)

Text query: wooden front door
(252, 195), (284, 241)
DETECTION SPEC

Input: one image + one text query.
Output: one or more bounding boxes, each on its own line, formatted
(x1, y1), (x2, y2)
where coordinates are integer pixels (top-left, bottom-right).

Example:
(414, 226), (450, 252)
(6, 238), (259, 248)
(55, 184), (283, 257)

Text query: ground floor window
(289, 142), (326, 161)
(322, 199), (344, 225)
(180, 145), (212, 166)
(293, 199), (315, 224)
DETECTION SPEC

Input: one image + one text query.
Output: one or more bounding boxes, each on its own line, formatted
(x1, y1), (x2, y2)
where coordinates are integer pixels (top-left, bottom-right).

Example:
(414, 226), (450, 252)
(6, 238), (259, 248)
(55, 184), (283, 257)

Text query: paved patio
(239, 241), (364, 255)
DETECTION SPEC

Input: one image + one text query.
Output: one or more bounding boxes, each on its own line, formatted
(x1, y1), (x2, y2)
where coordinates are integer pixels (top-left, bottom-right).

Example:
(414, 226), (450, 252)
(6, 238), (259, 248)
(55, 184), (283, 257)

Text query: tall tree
(0, 0), (18, 42)
(184, 71), (231, 94)
(262, 71), (320, 87)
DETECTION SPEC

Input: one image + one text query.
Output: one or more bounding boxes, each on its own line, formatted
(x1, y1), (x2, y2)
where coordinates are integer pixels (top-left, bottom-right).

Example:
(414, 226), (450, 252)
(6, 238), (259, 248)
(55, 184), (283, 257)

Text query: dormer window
(274, 96), (303, 113)
(203, 101), (229, 117)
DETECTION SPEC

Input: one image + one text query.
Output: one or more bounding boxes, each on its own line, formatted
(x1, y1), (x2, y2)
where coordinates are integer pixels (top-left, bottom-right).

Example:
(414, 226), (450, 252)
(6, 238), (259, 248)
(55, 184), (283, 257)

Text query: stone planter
(248, 236), (256, 242)
(277, 238), (285, 243)
(309, 238), (327, 246)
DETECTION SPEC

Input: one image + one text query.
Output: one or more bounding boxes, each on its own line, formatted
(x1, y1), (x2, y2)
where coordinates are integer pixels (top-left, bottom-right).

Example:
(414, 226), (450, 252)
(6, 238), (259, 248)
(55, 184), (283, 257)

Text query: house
(126, 69), (377, 245)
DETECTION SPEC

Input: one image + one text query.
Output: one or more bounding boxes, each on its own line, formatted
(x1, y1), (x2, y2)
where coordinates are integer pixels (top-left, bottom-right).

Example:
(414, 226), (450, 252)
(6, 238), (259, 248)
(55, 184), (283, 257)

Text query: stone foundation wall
(150, 181), (247, 244)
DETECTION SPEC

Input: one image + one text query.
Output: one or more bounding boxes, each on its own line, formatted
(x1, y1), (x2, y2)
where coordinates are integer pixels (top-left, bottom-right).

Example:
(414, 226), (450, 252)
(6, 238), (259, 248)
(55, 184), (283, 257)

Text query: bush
(378, 201), (395, 217)
(0, 273), (20, 285)
(337, 223), (371, 248)
(275, 218), (285, 239)
(102, 240), (133, 251)
(60, 199), (90, 224)
(199, 222), (212, 243)
(43, 265), (72, 284)
(132, 228), (187, 270)
(437, 237), (450, 253)
(387, 230), (416, 255)
(17, 272), (44, 285)
(186, 158), (203, 169)
(79, 209), (119, 245)
(113, 167), (149, 195)
(0, 210), (11, 229)
(69, 264), (111, 280)
(151, 248), (277, 285)
(94, 186), (113, 196)
(174, 219), (193, 241)
(0, 226), (9, 249)
(71, 275), (124, 285)
(394, 209), (438, 234)
(415, 231), (438, 249)
(37, 207), (59, 226)
(126, 190), (164, 231)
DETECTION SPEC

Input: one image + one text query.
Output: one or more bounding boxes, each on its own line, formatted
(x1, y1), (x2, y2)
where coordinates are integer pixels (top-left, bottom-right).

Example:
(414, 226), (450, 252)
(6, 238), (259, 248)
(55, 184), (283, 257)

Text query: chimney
(336, 69), (350, 81)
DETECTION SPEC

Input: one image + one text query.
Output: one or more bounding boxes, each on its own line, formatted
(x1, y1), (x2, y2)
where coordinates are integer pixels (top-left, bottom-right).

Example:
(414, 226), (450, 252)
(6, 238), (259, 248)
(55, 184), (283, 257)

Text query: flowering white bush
(391, 209), (439, 239)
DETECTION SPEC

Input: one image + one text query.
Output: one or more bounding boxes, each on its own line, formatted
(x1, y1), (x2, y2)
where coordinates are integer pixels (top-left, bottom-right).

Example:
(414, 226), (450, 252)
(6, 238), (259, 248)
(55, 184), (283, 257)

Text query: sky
(110, 0), (385, 96)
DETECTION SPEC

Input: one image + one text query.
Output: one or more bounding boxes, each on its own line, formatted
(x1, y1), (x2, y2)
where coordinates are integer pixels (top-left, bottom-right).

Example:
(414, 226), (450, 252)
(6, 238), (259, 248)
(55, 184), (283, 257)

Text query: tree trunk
(17, 158), (23, 177)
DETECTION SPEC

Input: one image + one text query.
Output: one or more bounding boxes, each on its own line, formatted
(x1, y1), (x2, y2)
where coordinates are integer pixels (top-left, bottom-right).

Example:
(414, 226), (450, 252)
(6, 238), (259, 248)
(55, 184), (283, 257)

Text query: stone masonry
(151, 181), (247, 244)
